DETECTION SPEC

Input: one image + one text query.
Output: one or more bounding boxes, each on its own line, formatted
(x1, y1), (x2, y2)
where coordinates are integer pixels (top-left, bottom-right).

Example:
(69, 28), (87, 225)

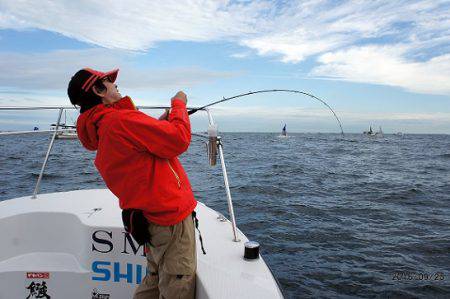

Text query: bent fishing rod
(187, 89), (344, 136)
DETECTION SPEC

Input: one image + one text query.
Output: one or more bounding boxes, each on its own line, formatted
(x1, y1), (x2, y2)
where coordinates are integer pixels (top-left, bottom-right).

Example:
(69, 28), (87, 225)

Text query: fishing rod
(188, 89), (344, 136)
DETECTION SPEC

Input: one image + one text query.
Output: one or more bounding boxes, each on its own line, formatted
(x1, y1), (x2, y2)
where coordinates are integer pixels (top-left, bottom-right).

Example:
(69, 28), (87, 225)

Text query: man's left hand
(159, 108), (170, 120)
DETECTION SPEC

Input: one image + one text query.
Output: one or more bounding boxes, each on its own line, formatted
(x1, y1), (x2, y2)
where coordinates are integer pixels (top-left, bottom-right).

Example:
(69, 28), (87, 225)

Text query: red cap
(81, 68), (119, 92)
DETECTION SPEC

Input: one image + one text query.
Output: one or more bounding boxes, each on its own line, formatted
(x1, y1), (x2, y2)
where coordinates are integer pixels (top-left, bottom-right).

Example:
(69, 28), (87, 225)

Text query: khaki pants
(133, 214), (196, 299)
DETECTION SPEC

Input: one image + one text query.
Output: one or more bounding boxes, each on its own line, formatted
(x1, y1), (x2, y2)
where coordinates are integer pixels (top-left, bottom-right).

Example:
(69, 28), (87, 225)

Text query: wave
(29, 172), (64, 179)
(7, 156), (23, 160)
(378, 187), (423, 202)
(232, 184), (294, 196)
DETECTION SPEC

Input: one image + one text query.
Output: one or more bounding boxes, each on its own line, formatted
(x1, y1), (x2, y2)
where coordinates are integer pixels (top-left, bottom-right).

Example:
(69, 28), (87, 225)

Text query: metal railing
(0, 105), (240, 241)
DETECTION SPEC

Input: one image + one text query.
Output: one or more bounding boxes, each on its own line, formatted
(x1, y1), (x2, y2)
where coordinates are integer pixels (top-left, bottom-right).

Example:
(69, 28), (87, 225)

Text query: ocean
(1, 132), (449, 298)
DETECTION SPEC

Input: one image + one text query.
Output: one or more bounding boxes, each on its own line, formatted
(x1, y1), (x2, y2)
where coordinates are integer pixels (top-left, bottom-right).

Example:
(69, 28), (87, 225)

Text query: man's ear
(92, 85), (106, 97)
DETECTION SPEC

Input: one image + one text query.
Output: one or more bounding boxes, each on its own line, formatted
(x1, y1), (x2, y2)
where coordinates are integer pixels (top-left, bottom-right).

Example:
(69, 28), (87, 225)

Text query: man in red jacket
(68, 68), (197, 298)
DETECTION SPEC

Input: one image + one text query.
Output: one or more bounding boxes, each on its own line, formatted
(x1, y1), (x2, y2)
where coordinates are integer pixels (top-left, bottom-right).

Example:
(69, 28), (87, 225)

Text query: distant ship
(376, 126), (383, 137)
(281, 124), (287, 136)
(50, 110), (78, 139)
(363, 126), (383, 137)
(363, 126), (375, 136)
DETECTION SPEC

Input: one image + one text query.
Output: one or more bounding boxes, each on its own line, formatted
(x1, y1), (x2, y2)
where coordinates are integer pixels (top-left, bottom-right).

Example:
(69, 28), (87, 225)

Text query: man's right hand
(172, 91), (187, 104)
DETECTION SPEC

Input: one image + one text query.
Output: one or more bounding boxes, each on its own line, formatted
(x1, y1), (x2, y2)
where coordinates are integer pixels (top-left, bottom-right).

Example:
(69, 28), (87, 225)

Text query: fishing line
(188, 89), (344, 136)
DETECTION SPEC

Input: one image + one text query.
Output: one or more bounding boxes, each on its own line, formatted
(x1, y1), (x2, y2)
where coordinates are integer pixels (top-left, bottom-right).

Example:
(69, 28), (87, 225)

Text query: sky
(0, 0), (449, 133)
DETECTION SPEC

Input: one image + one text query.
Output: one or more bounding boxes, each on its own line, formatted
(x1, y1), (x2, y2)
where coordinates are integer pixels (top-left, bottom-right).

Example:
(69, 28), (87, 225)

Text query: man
(68, 68), (197, 298)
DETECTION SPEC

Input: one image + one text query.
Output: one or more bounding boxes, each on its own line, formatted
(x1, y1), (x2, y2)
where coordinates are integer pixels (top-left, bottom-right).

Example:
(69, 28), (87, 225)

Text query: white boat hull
(55, 133), (78, 139)
(0, 189), (283, 299)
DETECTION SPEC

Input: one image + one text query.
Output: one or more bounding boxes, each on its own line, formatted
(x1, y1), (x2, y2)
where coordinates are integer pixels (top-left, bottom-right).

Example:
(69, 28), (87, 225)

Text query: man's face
(99, 77), (122, 104)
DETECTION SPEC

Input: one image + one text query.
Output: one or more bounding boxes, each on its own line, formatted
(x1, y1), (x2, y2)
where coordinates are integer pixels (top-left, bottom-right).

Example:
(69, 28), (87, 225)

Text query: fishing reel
(207, 124), (218, 166)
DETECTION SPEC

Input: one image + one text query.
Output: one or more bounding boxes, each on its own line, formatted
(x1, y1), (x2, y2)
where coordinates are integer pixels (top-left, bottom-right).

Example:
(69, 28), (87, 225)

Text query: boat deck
(0, 189), (283, 298)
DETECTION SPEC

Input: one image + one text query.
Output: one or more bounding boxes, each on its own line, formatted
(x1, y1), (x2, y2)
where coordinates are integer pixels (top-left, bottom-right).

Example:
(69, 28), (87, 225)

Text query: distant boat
(281, 124), (287, 136)
(363, 126), (376, 136)
(50, 110), (78, 139)
(375, 126), (383, 137)
(56, 128), (78, 139)
(50, 124), (78, 139)
(363, 126), (383, 137)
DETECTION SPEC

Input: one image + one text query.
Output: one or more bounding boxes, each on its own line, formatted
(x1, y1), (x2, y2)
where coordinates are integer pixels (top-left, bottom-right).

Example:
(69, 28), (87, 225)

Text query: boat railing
(0, 105), (240, 242)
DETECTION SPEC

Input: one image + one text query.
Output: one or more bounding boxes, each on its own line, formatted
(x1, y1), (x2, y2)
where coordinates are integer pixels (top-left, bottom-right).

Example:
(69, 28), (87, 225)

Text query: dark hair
(67, 69), (107, 113)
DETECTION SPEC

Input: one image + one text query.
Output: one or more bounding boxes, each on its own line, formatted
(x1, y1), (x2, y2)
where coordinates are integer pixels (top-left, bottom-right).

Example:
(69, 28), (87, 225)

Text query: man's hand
(172, 91), (187, 104)
(158, 108), (170, 120)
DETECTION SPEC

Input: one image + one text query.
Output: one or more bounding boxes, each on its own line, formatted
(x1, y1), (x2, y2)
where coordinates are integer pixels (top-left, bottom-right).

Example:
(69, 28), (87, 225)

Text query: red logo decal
(26, 272), (50, 279)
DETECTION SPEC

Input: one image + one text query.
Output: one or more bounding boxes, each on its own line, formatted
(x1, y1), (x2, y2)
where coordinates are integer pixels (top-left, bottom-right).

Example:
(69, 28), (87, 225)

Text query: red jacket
(77, 96), (197, 225)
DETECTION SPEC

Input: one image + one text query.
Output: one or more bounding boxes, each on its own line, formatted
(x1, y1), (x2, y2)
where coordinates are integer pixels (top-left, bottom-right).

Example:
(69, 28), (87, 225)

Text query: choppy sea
(1, 132), (449, 298)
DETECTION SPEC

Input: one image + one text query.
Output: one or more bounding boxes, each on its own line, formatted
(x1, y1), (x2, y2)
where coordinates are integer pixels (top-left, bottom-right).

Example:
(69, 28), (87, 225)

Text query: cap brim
(102, 69), (119, 82)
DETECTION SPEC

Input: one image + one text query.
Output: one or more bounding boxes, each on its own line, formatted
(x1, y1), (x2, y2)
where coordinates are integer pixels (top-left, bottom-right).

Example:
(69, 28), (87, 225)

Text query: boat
(55, 125), (77, 139)
(363, 126), (376, 136)
(0, 105), (284, 299)
(50, 111), (78, 139)
(375, 126), (383, 137)
(363, 126), (383, 137)
(278, 124), (287, 138)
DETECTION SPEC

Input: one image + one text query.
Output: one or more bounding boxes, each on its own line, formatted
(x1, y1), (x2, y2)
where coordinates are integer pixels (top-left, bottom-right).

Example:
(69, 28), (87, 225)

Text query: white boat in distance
(281, 124), (287, 137)
(0, 105), (284, 299)
(51, 110), (78, 139)
(56, 129), (78, 139)
(278, 124), (288, 138)
(363, 126), (383, 137)
(51, 124), (78, 139)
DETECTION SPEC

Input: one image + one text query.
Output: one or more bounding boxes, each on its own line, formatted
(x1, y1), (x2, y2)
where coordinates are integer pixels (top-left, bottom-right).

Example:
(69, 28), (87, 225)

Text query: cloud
(0, 0), (267, 50)
(0, 94), (46, 106)
(212, 105), (450, 122)
(0, 49), (235, 91)
(241, 32), (346, 63)
(0, 0), (449, 95)
(230, 52), (251, 59)
(213, 106), (330, 119)
(311, 45), (450, 95)
(239, 0), (450, 94)
(119, 67), (236, 90)
(3, 1), (447, 56)
(241, 1), (450, 62)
